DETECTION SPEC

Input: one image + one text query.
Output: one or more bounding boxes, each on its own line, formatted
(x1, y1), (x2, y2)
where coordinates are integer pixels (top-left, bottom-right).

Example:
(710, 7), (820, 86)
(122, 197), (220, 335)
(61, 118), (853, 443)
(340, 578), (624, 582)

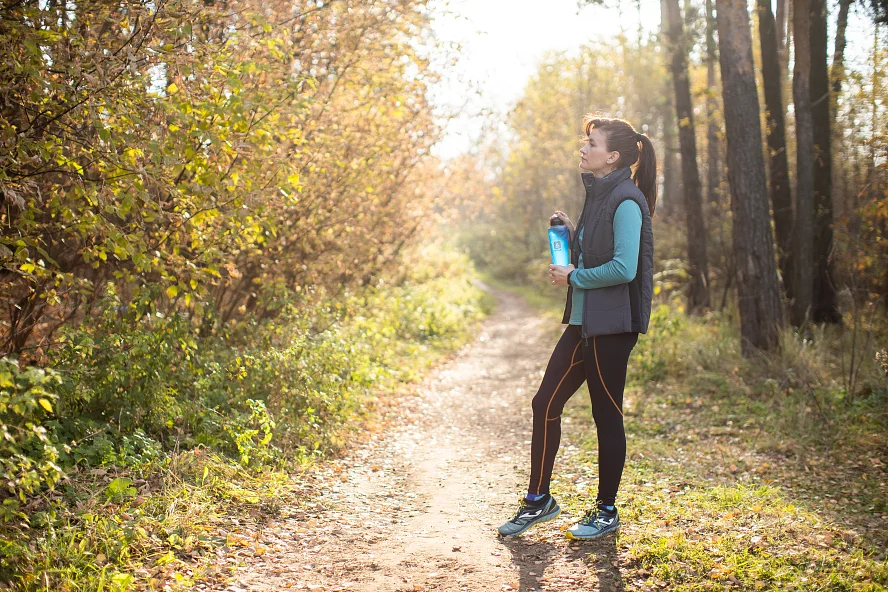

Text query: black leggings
(528, 325), (638, 506)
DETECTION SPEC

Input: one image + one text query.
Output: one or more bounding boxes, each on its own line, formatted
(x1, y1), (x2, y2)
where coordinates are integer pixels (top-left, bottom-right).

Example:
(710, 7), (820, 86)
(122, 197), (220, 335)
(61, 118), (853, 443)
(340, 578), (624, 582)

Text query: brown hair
(582, 115), (658, 216)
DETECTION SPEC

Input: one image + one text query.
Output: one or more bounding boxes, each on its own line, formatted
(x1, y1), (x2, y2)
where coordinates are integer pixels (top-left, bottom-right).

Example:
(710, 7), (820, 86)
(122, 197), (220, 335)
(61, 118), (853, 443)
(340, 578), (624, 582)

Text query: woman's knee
(531, 392), (547, 414)
(532, 391), (564, 419)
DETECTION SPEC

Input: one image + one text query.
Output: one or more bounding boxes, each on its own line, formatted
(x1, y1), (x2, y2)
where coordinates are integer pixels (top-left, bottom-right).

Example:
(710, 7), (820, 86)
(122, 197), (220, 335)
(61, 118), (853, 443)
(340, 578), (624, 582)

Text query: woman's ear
(607, 151), (621, 165)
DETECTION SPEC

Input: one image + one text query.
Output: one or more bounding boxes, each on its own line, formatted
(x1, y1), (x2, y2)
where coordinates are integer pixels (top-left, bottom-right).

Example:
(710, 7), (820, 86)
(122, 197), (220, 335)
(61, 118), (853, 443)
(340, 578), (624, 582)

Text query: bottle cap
(549, 216), (565, 226)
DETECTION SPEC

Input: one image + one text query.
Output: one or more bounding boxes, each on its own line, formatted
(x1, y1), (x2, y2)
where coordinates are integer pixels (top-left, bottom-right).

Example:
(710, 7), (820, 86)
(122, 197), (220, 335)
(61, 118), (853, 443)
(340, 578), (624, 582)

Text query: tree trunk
(705, 0), (721, 205)
(666, 0), (711, 312)
(757, 0), (794, 300)
(832, 0), (852, 94)
(810, 0), (842, 323)
(715, 0), (785, 354)
(660, 0), (683, 221)
(831, 0), (853, 218)
(792, 0), (815, 327)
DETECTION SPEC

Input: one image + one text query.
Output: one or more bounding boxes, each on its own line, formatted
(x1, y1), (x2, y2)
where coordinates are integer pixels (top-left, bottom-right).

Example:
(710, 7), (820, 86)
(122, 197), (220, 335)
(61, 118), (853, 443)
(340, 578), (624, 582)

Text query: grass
(492, 277), (888, 591)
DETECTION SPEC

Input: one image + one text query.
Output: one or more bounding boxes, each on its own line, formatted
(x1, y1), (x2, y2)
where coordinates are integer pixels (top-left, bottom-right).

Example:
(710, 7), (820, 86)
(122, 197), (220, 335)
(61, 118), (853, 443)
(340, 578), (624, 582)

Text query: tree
(705, 0), (722, 206)
(757, 0), (795, 298)
(832, 0), (854, 95)
(810, 0), (842, 322)
(0, 0), (443, 356)
(715, 0), (784, 353)
(665, 0), (710, 312)
(659, 0), (683, 221)
(792, 0), (816, 326)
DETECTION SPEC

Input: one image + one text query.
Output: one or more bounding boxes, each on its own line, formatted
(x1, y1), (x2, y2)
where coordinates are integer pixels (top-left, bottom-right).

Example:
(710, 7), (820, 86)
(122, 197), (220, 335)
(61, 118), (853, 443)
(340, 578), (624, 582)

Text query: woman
(498, 116), (656, 540)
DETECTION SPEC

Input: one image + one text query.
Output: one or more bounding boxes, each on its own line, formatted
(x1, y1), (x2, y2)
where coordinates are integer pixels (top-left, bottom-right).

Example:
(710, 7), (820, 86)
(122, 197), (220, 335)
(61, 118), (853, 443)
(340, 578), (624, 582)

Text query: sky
(427, 0), (879, 161)
(427, 0), (663, 159)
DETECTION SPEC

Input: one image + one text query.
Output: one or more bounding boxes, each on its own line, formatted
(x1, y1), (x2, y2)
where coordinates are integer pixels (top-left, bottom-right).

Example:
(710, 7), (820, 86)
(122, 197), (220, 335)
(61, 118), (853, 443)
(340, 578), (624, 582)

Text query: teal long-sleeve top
(569, 199), (643, 326)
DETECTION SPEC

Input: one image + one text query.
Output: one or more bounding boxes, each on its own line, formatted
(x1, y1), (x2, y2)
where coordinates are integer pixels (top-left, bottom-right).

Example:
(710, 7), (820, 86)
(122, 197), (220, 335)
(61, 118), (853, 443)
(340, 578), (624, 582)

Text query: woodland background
(0, 0), (886, 589)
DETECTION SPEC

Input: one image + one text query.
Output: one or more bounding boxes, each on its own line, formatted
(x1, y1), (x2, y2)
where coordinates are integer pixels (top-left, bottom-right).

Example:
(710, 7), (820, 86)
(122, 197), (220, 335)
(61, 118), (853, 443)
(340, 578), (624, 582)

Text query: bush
(33, 244), (489, 475)
(0, 358), (64, 507)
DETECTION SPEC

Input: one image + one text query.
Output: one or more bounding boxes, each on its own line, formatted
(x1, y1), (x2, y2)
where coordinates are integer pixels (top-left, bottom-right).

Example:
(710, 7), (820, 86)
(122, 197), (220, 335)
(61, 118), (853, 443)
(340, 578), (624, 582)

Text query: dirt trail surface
(210, 285), (618, 592)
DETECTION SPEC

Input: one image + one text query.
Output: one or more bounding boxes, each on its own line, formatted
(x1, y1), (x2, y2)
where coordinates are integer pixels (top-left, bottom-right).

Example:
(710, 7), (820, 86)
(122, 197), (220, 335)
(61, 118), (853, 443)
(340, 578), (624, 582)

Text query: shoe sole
(564, 522), (620, 541)
(498, 506), (562, 538)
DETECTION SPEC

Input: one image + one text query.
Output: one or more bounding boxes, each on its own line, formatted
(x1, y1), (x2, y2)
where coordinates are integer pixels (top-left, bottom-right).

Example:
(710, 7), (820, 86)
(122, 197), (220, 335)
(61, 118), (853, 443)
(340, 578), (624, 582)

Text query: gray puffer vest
(561, 167), (654, 337)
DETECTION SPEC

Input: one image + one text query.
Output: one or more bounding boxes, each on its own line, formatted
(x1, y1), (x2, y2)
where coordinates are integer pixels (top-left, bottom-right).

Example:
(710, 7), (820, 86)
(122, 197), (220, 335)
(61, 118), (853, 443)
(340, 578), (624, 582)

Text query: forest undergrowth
(490, 276), (888, 591)
(0, 247), (492, 591)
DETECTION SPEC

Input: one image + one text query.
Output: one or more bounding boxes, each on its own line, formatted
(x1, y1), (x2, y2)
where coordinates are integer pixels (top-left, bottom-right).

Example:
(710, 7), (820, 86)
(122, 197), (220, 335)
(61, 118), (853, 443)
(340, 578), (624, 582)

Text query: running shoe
(565, 503), (620, 540)
(497, 495), (561, 537)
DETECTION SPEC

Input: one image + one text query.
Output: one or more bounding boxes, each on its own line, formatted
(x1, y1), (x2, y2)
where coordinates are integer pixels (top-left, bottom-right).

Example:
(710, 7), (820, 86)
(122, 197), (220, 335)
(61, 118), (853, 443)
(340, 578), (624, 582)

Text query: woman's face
(579, 127), (619, 176)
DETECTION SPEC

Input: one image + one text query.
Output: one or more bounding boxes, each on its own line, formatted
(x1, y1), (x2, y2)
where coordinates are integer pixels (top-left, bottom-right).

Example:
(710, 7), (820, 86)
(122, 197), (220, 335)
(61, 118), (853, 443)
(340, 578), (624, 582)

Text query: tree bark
(659, 0), (683, 221)
(757, 0), (794, 299)
(832, 0), (852, 94)
(715, 0), (784, 354)
(810, 0), (842, 323)
(792, 0), (815, 327)
(705, 0), (721, 206)
(666, 0), (711, 312)
(831, 0), (852, 219)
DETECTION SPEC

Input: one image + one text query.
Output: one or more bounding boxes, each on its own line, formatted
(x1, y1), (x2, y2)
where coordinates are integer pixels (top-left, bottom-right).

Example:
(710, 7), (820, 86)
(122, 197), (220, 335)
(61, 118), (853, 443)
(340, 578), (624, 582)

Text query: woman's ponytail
(634, 134), (658, 217)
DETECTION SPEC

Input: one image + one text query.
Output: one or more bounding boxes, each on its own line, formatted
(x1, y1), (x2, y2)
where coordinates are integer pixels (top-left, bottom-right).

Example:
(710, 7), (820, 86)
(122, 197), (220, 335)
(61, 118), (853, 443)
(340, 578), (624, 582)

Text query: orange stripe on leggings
(594, 335), (624, 417)
(535, 339), (582, 493)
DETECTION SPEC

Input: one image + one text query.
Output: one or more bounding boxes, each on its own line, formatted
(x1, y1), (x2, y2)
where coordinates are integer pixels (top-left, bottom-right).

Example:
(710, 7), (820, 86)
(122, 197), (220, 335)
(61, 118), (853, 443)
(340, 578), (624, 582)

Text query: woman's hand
(554, 210), (575, 236)
(549, 264), (575, 286)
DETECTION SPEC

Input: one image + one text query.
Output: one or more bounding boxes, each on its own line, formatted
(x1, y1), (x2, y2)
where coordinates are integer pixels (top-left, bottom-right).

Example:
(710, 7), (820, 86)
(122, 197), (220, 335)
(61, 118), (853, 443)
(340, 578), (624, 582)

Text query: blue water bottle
(548, 216), (570, 267)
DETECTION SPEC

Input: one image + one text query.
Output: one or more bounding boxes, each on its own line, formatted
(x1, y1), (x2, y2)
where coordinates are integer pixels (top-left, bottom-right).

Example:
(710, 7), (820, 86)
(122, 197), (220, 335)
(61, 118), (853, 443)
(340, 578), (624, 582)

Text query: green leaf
(105, 477), (137, 499)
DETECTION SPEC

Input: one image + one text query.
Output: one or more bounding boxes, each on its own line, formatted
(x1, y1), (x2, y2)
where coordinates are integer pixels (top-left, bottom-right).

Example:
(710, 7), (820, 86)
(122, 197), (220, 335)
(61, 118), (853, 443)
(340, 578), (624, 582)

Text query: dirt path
(211, 284), (613, 592)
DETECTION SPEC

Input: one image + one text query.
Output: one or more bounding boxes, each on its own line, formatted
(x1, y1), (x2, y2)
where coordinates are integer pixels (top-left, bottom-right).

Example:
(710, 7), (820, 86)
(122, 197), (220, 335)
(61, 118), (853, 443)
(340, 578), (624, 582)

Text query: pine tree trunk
(666, 0), (710, 312)
(832, 0), (852, 94)
(810, 0), (842, 323)
(705, 0), (721, 205)
(831, 0), (852, 219)
(792, 0), (815, 327)
(715, 0), (785, 354)
(660, 0), (683, 221)
(757, 0), (794, 300)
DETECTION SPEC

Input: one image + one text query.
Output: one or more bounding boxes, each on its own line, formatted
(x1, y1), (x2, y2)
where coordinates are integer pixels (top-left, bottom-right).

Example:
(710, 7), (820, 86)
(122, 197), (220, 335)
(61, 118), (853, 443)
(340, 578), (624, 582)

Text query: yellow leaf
(167, 285), (178, 298)
(167, 83), (179, 95)
(38, 398), (53, 412)
(168, 124), (180, 132)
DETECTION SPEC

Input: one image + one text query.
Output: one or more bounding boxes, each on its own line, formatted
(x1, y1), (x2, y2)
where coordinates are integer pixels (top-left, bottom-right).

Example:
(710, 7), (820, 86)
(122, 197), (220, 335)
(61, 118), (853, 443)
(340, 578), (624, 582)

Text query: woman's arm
(569, 200), (642, 289)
